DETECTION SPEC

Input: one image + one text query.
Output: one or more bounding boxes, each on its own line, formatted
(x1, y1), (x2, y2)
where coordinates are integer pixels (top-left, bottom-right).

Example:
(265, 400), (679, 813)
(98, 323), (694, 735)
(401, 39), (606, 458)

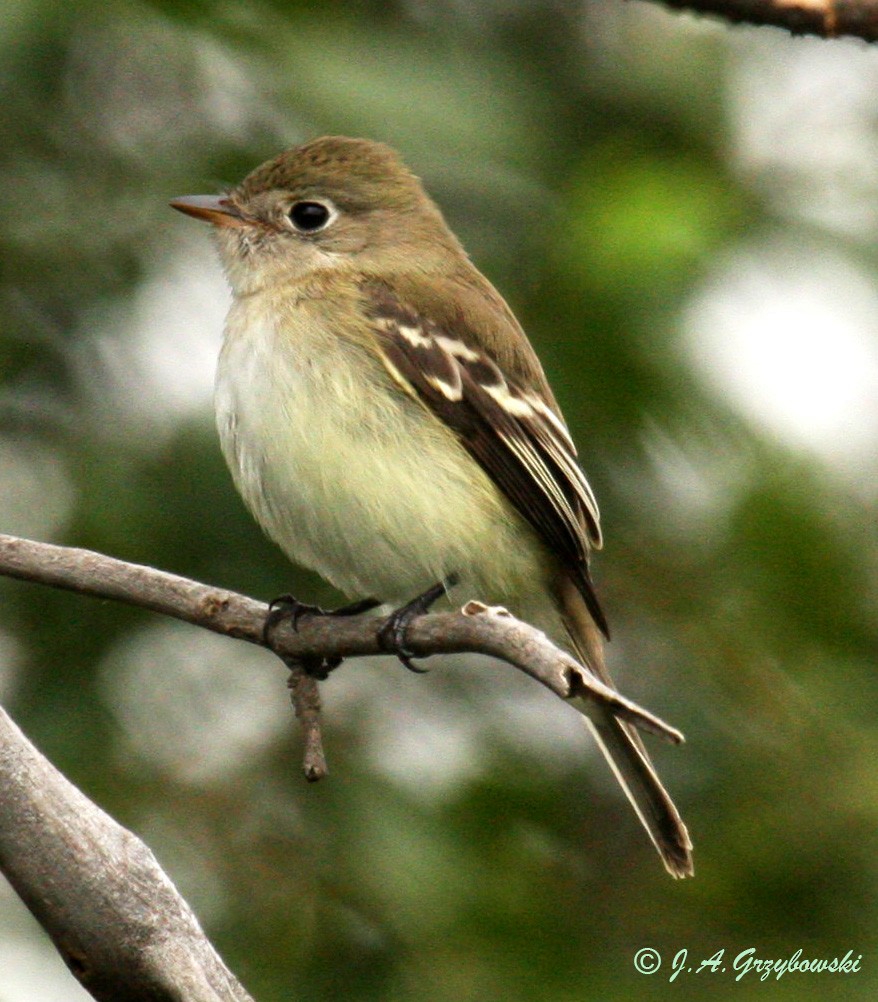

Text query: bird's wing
(364, 286), (608, 638)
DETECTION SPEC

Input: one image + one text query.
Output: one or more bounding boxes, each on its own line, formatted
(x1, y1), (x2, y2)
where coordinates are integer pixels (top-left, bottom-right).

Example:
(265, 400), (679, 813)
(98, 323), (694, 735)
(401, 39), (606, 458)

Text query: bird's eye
(288, 201), (332, 232)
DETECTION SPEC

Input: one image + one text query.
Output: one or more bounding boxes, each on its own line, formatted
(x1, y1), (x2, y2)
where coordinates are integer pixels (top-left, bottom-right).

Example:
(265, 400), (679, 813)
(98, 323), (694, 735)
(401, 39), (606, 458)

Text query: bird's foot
(377, 573), (459, 673)
(262, 594), (381, 679)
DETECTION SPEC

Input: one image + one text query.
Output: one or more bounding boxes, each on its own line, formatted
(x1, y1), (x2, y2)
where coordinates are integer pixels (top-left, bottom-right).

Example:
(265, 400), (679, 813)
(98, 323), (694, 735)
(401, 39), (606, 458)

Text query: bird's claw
(377, 574), (459, 673)
(262, 594), (381, 676)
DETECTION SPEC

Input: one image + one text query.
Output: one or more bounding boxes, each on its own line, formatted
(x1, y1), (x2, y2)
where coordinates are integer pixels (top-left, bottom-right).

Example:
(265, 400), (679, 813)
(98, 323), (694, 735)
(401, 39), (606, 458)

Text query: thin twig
(286, 665), (327, 781)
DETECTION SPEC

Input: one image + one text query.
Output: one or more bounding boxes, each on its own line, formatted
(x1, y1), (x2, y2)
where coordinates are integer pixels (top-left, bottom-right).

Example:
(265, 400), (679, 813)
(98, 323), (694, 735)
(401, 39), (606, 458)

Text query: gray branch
(0, 533), (683, 743)
(0, 704), (254, 1002)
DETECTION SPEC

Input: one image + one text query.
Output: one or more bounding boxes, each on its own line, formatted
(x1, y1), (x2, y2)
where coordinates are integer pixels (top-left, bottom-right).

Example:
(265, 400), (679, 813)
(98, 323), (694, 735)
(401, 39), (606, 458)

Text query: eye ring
(288, 200), (334, 233)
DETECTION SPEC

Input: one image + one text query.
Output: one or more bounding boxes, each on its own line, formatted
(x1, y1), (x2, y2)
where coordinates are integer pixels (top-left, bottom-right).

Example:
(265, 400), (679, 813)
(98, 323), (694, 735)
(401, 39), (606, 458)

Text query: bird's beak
(169, 194), (249, 229)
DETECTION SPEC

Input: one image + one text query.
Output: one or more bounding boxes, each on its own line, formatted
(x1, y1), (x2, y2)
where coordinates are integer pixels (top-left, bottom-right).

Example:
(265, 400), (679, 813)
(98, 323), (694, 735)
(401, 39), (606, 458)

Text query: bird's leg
(262, 595), (381, 678)
(378, 573), (459, 673)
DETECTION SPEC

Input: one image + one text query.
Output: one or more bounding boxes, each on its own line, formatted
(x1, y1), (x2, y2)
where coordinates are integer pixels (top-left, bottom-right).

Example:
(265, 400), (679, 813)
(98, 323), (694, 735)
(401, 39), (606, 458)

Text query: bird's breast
(214, 290), (547, 606)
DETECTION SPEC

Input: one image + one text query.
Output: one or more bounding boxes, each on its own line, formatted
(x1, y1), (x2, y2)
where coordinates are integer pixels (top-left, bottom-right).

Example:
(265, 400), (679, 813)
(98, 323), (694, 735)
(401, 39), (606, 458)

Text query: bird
(170, 136), (693, 877)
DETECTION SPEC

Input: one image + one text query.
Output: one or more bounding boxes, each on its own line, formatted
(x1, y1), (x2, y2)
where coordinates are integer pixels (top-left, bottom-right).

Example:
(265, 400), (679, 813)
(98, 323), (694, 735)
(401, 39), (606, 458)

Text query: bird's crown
(235, 136), (427, 213)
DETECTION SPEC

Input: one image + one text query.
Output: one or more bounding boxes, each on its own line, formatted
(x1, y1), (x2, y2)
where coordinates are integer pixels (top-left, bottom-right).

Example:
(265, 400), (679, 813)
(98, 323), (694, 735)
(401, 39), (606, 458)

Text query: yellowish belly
(215, 296), (548, 608)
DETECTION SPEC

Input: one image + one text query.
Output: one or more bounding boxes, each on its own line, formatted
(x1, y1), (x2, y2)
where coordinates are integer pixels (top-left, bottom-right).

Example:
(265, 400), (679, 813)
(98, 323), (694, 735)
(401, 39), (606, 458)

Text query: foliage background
(1, 1), (877, 999)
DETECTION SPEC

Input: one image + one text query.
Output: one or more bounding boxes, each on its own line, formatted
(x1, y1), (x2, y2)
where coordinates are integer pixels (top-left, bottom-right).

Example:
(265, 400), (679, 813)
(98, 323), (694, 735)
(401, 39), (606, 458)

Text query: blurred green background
(1, 1), (877, 999)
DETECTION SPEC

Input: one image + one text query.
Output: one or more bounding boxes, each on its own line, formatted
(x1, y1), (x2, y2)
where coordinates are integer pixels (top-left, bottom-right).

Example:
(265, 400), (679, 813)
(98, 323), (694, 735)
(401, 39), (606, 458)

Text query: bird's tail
(555, 575), (694, 878)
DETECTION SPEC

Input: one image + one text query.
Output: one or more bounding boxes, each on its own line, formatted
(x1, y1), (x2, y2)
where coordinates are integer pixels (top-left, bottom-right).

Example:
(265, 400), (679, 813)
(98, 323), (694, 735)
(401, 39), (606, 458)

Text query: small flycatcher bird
(171, 136), (693, 877)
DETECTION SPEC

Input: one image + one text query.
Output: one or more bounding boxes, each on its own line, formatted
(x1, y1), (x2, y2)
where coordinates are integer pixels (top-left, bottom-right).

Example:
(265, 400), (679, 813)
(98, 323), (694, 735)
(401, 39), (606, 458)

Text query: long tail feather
(583, 709), (693, 878)
(556, 574), (694, 878)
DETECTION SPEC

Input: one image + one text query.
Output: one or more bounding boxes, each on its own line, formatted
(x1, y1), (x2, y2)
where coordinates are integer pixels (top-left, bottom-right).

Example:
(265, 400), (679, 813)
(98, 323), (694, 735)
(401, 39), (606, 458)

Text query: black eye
(289, 201), (332, 232)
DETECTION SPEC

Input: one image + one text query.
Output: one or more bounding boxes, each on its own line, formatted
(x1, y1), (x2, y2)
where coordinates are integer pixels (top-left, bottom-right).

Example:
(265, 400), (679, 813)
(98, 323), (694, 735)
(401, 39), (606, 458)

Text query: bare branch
(0, 533), (684, 745)
(646, 0), (878, 41)
(287, 666), (328, 781)
(0, 704), (255, 1002)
